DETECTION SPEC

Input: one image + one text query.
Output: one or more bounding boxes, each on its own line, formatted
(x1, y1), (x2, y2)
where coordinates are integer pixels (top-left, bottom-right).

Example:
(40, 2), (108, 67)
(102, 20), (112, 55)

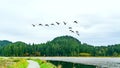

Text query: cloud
(0, 0), (120, 45)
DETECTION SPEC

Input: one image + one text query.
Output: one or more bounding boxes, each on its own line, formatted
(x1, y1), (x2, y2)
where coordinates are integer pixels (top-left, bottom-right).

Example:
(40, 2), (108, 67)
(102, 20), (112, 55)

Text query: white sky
(0, 0), (120, 46)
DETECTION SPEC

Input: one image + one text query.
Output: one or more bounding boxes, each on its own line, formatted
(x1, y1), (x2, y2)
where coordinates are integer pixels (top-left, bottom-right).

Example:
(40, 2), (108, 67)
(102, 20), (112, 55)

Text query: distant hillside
(52, 36), (81, 44)
(0, 40), (12, 46)
(0, 36), (120, 57)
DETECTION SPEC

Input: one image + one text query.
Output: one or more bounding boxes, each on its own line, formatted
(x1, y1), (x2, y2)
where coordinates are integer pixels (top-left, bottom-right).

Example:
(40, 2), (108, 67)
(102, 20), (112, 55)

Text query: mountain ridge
(0, 36), (120, 57)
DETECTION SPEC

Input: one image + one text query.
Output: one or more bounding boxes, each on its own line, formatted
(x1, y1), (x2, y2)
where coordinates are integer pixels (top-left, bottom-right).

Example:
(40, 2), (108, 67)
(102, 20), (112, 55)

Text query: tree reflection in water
(49, 61), (96, 68)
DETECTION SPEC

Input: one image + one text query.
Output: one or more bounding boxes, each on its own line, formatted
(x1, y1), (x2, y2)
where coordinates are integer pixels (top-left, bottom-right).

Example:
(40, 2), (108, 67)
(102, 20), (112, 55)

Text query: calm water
(39, 57), (120, 68)
(49, 61), (96, 68)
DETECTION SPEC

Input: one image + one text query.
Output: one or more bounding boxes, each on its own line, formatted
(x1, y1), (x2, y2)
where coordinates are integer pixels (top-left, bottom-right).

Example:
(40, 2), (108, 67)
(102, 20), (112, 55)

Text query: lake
(39, 57), (120, 68)
(49, 61), (96, 68)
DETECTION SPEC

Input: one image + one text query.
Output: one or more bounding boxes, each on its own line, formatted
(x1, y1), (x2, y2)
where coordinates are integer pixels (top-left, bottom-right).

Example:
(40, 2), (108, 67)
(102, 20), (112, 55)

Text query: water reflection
(49, 61), (96, 68)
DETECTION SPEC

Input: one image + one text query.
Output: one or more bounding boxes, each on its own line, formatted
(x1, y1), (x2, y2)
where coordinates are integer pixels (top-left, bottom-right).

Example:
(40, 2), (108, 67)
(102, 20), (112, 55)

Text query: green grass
(0, 58), (28, 68)
(8, 58), (28, 68)
(41, 63), (57, 68)
(33, 59), (43, 64)
(33, 59), (57, 68)
(0, 58), (13, 68)
(0, 57), (57, 68)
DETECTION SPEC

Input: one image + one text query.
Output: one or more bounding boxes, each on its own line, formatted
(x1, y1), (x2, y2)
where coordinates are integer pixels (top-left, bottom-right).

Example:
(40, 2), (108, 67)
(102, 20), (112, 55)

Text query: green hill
(52, 36), (81, 44)
(0, 40), (12, 46)
(0, 36), (120, 57)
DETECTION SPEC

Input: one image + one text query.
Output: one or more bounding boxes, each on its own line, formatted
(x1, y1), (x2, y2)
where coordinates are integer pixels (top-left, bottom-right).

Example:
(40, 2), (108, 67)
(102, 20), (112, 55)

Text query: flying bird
(74, 21), (78, 24)
(76, 31), (79, 33)
(51, 23), (55, 26)
(45, 24), (49, 27)
(77, 33), (80, 36)
(76, 31), (80, 36)
(56, 22), (60, 25)
(68, 27), (72, 29)
(39, 24), (43, 26)
(32, 24), (35, 27)
(63, 21), (67, 25)
(69, 30), (74, 33)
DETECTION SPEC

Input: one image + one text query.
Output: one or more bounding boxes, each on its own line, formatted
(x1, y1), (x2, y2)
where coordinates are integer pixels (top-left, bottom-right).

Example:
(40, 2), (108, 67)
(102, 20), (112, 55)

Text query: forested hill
(0, 40), (12, 46)
(0, 36), (120, 57)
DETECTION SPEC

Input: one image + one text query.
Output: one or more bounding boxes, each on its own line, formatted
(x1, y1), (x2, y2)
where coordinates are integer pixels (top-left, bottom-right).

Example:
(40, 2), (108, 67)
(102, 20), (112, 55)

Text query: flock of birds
(32, 21), (80, 36)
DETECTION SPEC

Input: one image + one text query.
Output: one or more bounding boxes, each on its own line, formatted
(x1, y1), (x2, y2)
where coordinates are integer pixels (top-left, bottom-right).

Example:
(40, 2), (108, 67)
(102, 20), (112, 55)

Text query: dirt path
(27, 60), (40, 68)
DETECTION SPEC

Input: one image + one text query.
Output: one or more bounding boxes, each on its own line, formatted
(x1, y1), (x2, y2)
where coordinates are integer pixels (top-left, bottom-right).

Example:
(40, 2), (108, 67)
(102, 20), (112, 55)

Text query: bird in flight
(68, 27), (72, 29)
(56, 22), (60, 25)
(39, 24), (43, 26)
(76, 31), (79, 36)
(32, 24), (35, 27)
(74, 21), (78, 24)
(51, 23), (55, 26)
(77, 33), (80, 36)
(32, 20), (80, 36)
(76, 31), (79, 33)
(63, 21), (67, 25)
(45, 24), (49, 27)
(69, 30), (74, 33)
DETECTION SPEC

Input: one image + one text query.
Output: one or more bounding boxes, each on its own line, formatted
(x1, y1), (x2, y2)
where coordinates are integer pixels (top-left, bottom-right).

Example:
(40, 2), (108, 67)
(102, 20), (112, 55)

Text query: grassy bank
(0, 57), (57, 68)
(8, 58), (28, 68)
(33, 59), (57, 68)
(0, 58), (28, 68)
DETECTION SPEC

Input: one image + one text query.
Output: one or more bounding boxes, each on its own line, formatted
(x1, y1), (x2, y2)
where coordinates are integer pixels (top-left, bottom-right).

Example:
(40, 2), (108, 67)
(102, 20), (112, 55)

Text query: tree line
(0, 36), (120, 57)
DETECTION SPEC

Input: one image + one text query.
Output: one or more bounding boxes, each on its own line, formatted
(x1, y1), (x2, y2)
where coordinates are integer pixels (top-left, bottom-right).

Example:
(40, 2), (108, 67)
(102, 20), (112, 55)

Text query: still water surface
(39, 57), (120, 68)
(49, 61), (96, 68)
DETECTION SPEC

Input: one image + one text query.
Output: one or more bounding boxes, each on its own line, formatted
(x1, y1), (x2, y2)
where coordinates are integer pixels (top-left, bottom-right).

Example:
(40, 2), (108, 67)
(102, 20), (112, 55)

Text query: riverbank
(0, 57), (57, 68)
(1, 57), (120, 68)
(38, 57), (120, 68)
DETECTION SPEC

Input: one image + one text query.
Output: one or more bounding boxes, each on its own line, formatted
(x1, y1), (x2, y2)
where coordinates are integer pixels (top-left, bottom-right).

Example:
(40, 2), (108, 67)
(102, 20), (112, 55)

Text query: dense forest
(0, 36), (120, 57)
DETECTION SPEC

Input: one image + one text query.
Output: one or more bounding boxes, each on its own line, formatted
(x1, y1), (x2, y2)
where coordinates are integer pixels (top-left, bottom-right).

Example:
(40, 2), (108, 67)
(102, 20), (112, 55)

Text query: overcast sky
(0, 0), (120, 46)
